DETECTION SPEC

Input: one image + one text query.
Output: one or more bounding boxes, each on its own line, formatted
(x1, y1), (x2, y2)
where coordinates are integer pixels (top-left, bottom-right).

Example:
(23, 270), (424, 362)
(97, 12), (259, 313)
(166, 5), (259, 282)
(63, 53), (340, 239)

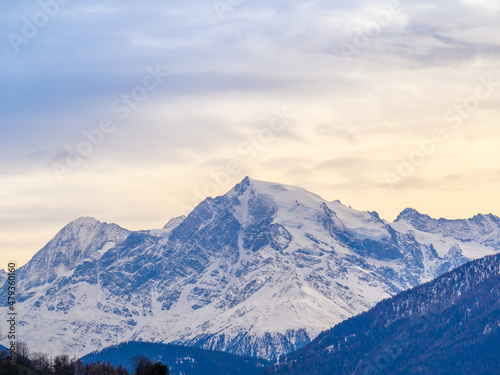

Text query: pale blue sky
(1, 0), (500, 267)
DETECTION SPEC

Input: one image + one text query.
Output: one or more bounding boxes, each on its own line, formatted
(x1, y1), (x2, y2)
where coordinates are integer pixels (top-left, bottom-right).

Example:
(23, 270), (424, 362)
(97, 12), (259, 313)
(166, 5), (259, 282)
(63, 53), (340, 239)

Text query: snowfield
(3, 177), (499, 360)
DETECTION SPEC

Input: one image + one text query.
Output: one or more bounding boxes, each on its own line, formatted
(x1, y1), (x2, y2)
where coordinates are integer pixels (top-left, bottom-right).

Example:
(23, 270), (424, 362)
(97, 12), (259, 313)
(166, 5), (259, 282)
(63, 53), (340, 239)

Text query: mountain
(81, 341), (270, 375)
(265, 252), (500, 375)
(4, 217), (130, 302)
(0, 270), (6, 287)
(2, 177), (499, 360)
(396, 208), (500, 251)
(162, 216), (186, 230)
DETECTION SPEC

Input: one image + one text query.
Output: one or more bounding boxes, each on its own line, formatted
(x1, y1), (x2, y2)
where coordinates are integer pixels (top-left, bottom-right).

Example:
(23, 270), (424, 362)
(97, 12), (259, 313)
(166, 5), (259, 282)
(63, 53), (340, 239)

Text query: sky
(1, 0), (500, 268)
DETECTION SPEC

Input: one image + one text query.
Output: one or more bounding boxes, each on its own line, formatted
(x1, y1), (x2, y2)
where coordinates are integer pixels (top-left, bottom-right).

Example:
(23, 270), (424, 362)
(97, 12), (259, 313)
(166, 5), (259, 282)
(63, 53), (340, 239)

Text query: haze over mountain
(2, 177), (499, 360)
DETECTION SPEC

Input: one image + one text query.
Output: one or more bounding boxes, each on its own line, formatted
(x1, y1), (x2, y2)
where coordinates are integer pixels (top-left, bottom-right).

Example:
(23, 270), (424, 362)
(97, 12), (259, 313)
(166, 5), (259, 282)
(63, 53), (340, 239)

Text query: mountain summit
(14, 217), (130, 297)
(3, 178), (499, 359)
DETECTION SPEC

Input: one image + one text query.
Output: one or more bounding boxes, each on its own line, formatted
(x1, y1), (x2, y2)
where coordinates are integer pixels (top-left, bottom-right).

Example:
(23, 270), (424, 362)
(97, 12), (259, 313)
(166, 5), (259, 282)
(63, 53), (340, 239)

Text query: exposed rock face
(4, 177), (498, 360)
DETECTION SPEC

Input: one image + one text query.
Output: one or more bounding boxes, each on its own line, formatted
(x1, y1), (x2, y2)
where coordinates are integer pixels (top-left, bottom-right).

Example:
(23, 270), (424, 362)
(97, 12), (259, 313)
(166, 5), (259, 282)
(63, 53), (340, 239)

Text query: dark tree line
(0, 342), (169, 375)
(132, 356), (169, 375)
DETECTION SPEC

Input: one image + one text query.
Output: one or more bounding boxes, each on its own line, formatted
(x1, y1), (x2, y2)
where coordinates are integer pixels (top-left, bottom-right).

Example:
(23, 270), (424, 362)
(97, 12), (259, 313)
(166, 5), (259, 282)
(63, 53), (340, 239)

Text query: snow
(392, 218), (497, 259)
(4, 177), (500, 360)
(162, 215), (187, 230)
(98, 241), (116, 256)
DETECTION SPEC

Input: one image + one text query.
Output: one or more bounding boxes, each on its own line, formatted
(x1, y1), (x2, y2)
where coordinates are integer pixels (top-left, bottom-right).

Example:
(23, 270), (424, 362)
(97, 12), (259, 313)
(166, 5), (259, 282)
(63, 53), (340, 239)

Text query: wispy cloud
(1, 0), (499, 266)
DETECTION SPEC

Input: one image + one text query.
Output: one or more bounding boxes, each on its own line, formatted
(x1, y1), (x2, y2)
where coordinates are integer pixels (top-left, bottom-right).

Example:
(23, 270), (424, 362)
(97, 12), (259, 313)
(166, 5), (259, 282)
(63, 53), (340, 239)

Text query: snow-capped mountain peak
(226, 177), (389, 244)
(394, 207), (500, 253)
(3, 177), (500, 360)
(396, 207), (426, 221)
(163, 215), (187, 230)
(15, 217), (130, 294)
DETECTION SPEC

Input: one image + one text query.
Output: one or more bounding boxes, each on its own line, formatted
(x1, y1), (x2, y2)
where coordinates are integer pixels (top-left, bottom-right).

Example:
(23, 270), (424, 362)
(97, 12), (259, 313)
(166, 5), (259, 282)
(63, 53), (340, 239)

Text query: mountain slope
(3, 177), (499, 360)
(265, 252), (500, 375)
(396, 208), (500, 251)
(81, 341), (270, 375)
(1, 217), (130, 304)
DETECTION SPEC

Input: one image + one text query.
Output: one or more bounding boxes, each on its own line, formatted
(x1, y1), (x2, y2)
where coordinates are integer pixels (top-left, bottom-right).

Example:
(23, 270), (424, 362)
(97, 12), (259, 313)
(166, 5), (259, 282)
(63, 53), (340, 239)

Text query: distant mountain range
(2, 177), (499, 360)
(265, 252), (500, 375)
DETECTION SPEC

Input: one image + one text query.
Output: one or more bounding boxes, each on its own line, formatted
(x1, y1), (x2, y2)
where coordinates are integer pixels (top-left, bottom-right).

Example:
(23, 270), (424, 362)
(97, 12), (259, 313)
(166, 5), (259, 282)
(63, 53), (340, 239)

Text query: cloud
(0, 0), (499, 266)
